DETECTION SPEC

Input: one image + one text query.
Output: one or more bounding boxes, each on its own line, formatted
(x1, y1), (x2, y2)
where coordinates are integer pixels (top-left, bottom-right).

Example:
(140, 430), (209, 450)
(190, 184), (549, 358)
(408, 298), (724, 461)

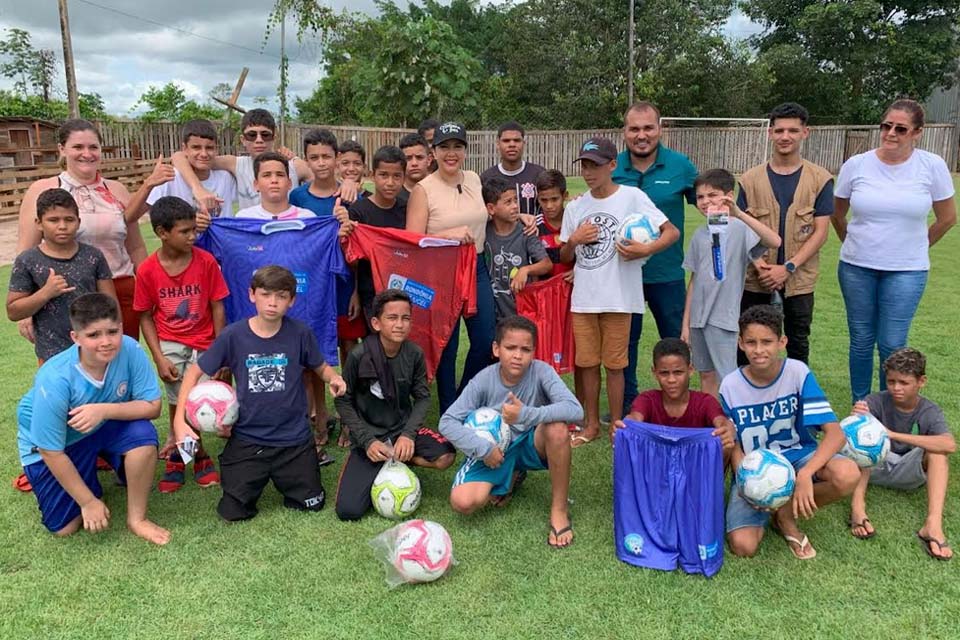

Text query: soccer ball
(464, 407), (512, 455)
(371, 461), (422, 519)
(736, 449), (796, 510)
(841, 413), (891, 468)
(616, 214), (661, 246)
(184, 380), (239, 433)
(392, 519), (453, 584)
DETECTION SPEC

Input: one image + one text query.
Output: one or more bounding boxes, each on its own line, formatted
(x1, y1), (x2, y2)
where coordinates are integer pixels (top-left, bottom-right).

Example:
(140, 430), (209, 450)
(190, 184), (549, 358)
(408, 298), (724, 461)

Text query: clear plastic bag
(369, 519), (456, 588)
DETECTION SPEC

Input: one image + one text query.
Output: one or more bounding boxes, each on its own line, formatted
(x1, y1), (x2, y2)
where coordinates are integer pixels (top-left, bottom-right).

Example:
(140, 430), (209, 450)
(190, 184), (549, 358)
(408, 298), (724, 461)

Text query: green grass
(2, 177), (960, 640)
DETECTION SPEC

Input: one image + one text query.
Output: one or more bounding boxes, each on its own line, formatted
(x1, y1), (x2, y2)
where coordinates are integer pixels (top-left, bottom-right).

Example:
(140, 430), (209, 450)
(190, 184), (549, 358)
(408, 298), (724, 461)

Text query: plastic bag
(369, 519), (456, 588)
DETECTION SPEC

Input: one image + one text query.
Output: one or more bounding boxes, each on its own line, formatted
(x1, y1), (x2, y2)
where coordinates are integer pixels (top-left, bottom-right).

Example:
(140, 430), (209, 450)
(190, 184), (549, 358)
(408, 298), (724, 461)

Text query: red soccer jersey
(515, 273), (575, 375)
(133, 247), (230, 351)
(344, 225), (477, 380)
(630, 389), (724, 428)
(537, 218), (574, 277)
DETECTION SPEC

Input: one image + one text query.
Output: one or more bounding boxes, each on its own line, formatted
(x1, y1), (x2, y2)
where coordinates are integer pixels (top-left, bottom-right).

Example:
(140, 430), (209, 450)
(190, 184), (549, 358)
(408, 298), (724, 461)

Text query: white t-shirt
(835, 149), (954, 271)
(235, 204), (315, 220)
(559, 184), (668, 313)
(235, 156), (301, 210)
(146, 169), (237, 216)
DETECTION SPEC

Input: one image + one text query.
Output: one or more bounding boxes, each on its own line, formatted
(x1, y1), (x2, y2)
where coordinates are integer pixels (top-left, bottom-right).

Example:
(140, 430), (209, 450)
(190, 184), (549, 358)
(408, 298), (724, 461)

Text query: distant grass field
(1, 176), (959, 639)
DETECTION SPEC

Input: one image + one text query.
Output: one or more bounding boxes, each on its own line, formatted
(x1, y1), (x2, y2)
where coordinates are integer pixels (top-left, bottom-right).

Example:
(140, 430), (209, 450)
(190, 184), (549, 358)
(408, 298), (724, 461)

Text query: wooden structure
(0, 117), (60, 168)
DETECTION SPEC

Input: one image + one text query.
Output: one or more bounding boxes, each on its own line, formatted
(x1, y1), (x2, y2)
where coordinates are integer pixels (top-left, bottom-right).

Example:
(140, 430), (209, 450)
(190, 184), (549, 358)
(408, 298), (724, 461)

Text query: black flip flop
(316, 448), (336, 468)
(917, 531), (952, 561)
(548, 519), (574, 549)
(849, 518), (876, 540)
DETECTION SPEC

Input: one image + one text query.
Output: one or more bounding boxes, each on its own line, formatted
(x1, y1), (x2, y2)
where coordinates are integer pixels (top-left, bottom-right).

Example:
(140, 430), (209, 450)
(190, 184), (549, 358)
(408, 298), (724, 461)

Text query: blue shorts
(726, 447), (839, 532)
(613, 420), (725, 578)
(452, 427), (547, 496)
(23, 419), (159, 533)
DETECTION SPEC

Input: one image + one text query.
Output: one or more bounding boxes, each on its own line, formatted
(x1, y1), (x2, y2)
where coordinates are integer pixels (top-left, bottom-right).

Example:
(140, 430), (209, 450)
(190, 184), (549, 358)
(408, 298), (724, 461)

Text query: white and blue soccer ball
(736, 449), (796, 510)
(841, 413), (890, 468)
(465, 407), (512, 455)
(615, 214), (661, 266)
(371, 460), (422, 519)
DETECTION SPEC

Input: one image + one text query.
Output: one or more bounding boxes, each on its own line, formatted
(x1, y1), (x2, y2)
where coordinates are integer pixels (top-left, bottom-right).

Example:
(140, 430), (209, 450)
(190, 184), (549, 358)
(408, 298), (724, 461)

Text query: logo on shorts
(698, 540), (720, 560)
(574, 212), (619, 270)
(115, 381), (128, 398)
(623, 533), (644, 556)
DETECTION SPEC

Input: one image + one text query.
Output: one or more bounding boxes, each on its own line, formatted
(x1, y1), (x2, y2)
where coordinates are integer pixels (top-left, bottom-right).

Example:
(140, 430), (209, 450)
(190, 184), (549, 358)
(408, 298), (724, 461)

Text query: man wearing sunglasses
(737, 102), (834, 367)
(612, 101), (698, 417)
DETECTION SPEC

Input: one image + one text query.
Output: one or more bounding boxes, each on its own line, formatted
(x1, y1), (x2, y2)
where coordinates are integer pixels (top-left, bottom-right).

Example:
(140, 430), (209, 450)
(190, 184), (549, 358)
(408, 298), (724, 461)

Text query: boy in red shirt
(614, 337), (735, 459)
(134, 196), (230, 492)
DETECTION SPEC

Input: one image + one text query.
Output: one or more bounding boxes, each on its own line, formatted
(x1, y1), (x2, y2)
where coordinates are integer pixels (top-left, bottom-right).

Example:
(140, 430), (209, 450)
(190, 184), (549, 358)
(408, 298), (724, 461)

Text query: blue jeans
(837, 261), (928, 402)
(624, 280), (686, 413)
(437, 254), (497, 413)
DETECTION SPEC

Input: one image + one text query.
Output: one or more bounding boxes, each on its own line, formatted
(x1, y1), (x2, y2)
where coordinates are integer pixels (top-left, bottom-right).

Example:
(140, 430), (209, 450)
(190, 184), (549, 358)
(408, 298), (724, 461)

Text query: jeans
(837, 260), (928, 402)
(437, 254), (497, 413)
(739, 290), (815, 365)
(623, 279), (686, 413)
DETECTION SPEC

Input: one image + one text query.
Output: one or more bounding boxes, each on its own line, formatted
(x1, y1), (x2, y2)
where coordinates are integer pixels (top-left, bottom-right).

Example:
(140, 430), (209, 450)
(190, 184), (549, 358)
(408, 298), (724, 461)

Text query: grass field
(1, 176), (959, 640)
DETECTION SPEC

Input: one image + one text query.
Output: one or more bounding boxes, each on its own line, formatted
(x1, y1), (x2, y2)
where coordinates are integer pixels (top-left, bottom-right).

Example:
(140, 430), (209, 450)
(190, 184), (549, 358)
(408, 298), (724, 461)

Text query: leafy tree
(743, 0), (960, 123)
(0, 28), (57, 102)
(0, 89), (110, 120)
(133, 82), (223, 123)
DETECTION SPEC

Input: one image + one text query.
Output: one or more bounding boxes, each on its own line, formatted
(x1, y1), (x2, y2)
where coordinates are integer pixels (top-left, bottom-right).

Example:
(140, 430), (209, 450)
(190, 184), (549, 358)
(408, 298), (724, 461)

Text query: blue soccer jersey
(17, 336), (162, 466)
(197, 216), (349, 365)
(719, 358), (837, 464)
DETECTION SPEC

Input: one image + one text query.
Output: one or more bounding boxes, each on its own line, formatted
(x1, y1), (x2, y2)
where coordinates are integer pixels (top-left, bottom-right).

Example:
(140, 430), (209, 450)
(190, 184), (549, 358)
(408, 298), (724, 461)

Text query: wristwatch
(785, 261), (797, 274)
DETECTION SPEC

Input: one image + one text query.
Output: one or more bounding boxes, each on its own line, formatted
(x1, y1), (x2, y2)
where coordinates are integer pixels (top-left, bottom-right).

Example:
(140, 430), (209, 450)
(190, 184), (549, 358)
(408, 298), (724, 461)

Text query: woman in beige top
(17, 119), (149, 342)
(406, 122), (495, 411)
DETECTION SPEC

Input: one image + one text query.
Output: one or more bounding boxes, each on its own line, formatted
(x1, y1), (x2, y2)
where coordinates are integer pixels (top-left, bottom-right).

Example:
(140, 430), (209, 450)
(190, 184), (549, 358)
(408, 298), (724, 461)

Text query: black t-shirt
(348, 197), (408, 313)
(397, 186), (411, 205)
(480, 161), (546, 216)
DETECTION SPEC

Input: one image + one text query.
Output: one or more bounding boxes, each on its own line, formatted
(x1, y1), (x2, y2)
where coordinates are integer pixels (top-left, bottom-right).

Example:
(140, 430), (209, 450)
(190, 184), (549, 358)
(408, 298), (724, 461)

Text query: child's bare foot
(337, 424), (351, 448)
(571, 426), (599, 449)
(774, 508), (815, 559)
(848, 509), (875, 539)
(312, 415), (330, 447)
(489, 470), (527, 508)
(918, 525), (953, 560)
(128, 519), (171, 545)
(548, 510), (574, 548)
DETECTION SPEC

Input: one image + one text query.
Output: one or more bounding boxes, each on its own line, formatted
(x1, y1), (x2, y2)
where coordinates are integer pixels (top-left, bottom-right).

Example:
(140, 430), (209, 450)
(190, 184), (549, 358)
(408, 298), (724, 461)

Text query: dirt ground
(0, 217), (17, 266)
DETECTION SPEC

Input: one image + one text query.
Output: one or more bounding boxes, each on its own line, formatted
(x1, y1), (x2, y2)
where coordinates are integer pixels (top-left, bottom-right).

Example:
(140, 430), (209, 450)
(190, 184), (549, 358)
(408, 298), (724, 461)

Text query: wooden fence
(1, 121), (955, 218)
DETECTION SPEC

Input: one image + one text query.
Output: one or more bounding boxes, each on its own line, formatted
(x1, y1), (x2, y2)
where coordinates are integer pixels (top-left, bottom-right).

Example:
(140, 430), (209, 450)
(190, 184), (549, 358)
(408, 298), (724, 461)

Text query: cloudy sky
(0, 0), (762, 117)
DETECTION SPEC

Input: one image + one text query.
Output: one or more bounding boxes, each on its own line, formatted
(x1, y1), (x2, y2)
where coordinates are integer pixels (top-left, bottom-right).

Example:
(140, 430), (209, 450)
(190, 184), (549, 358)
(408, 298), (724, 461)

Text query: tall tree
(743, 0), (960, 122)
(134, 82), (223, 123)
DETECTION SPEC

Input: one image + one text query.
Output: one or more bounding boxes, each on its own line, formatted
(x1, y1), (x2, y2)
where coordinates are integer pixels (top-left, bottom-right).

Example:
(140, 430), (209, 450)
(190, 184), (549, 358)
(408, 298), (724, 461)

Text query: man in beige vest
(737, 103), (833, 364)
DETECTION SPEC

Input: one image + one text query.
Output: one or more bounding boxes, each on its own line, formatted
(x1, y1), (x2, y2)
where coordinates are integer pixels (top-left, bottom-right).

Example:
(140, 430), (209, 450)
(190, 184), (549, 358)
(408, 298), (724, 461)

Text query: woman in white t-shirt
(832, 99), (957, 401)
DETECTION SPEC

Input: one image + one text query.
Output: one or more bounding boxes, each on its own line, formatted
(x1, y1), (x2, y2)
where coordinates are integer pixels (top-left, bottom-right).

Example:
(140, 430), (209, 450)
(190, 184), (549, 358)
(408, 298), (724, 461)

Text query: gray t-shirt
(484, 221), (548, 319)
(865, 392), (949, 455)
(439, 360), (583, 459)
(9, 243), (112, 360)
(683, 218), (763, 332)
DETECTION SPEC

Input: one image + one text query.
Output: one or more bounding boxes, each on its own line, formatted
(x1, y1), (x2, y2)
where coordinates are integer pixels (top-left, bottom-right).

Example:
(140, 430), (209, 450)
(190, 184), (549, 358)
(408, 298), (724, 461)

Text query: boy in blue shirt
(17, 293), (169, 544)
(721, 305), (859, 560)
(173, 265), (346, 521)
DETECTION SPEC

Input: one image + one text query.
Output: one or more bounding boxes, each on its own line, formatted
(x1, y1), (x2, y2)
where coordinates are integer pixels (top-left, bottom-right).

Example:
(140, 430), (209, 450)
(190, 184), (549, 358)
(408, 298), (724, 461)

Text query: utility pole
(628, 0), (635, 107)
(58, 0), (80, 118)
(279, 10), (286, 146)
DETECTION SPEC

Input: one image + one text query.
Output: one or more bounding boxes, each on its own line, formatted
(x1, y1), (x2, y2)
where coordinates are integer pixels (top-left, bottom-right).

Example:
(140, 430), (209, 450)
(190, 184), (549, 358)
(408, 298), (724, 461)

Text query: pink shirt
(59, 171), (133, 277)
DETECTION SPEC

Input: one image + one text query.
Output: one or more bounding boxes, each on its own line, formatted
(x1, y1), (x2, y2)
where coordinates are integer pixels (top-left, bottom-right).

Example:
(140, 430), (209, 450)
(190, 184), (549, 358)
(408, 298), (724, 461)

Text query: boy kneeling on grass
(848, 347), (954, 560)
(16, 293), (169, 545)
(439, 316), (583, 548)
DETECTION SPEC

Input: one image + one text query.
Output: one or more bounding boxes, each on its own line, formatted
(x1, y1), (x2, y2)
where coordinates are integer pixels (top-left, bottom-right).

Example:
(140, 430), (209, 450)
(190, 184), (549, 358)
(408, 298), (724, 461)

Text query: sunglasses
(879, 122), (913, 135)
(243, 130), (275, 142)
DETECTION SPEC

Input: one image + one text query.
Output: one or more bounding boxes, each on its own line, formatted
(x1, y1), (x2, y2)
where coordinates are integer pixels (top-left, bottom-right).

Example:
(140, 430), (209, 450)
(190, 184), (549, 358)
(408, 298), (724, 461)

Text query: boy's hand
(852, 400), (870, 416)
(615, 239), (653, 261)
(80, 496), (110, 533)
(712, 419), (736, 453)
(347, 290), (361, 321)
(680, 325), (690, 345)
(338, 219), (357, 238)
(792, 470), (817, 520)
(501, 392), (523, 425)
(721, 195), (742, 219)
(394, 435), (415, 462)
(191, 187), (222, 216)
(519, 213), (538, 237)
(195, 209), (212, 232)
(509, 267), (530, 293)
(483, 446), (504, 469)
(67, 403), (109, 434)
(275, 146), (296, 161)
(366, 440), (392, 462)
(156, 357), (180, 383)
(333, 197), (350, 224)
(569, 221), (598, 246)
(327, 374), (347, 397)
(145, 154), (176, 189)
(41, 268), (76, 300)
(158, 436), (177, 460)
(563, 270), (575, 283)
(336, 180), (359, 204)
(173, 416), (200, 445)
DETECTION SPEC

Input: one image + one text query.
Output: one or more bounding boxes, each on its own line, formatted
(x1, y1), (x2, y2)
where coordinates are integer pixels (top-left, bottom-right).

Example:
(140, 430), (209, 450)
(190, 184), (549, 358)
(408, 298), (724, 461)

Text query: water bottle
(770, 289), (783, 311)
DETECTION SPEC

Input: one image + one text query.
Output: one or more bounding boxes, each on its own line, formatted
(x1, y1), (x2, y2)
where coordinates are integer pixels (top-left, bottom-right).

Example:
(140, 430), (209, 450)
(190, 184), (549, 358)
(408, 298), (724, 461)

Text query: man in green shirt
(612, 101), (698, 415)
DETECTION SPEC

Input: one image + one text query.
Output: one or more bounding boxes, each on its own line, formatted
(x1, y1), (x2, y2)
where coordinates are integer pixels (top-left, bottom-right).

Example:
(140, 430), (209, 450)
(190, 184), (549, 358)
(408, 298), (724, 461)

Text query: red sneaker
(193, 457), (220, 488)
(13, 473), (32, 492)
(158, 459), (185, 493)
(96, 456), (113, 472)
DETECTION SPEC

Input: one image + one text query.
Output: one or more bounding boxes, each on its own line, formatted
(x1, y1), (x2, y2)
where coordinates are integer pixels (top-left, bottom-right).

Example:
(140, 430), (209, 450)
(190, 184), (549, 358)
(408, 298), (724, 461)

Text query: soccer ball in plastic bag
(465, 407), (511, 455)
(841, 413), (890, 468)
(371, 460), (422, 519)
(184, 380), (239, 434)
(736, 448), (796, 510)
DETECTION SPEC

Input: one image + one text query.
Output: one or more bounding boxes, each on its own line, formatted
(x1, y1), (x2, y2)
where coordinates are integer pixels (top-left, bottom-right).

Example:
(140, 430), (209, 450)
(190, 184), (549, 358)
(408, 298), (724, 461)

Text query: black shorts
(334, 427), (455, 521)
(217, 437), (326, 521)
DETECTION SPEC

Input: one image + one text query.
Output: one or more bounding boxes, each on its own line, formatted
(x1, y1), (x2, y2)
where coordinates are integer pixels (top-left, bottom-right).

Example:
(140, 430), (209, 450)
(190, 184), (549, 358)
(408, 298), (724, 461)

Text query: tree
(133, 82), (223, 123)
(0, 28), (56, 102)
(743, 0), (960, 123)
(0, 89), (110, 120)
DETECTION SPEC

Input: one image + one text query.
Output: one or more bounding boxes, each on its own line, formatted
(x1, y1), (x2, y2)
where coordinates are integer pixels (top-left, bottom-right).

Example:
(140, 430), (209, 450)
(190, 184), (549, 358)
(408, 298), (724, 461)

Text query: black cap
(574, 137), (618, 164)
(432, 122), (468, 146)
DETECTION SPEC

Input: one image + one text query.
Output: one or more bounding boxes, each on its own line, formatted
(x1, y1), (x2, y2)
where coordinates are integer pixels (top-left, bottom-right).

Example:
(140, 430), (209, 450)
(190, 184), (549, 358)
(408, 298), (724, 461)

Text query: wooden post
(57, 0), (80, 119)
(628, 0), (635, 107)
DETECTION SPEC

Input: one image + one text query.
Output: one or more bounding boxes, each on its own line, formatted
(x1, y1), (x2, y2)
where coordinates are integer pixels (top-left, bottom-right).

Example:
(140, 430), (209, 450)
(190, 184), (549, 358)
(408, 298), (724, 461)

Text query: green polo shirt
(612, 145), (697, 283)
